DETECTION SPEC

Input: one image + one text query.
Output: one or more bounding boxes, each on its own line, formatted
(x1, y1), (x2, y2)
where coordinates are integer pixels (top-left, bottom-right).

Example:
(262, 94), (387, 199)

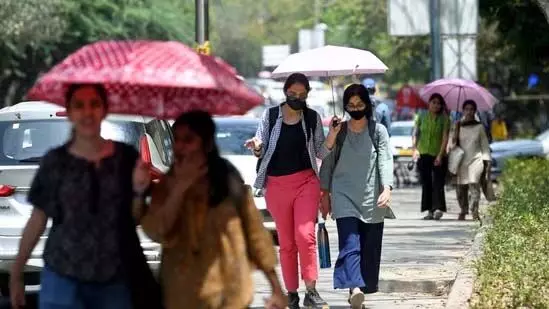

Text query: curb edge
(444, 216), (490, 309)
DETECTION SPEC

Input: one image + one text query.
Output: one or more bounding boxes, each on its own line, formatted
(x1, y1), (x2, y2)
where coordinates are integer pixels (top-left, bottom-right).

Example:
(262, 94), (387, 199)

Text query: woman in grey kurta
(319, 84), (393, 309)
(452, 100), (491, 221)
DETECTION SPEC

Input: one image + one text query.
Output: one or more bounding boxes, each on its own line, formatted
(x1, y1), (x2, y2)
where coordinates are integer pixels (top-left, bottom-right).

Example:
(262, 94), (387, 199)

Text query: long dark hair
(428, 93), (448, 115)
(283, 73), (311, 93)
(462, 99), (477, 112)
(343, 84), (373, 119)
(172, 111), (242, 207)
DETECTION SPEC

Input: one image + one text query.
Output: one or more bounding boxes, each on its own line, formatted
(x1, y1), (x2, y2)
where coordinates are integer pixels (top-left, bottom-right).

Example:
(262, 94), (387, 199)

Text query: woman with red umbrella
(10, 84), (161, 309)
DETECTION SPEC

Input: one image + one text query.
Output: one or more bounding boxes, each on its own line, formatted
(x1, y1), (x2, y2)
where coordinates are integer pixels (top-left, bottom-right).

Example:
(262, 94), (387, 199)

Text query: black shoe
(303, 288), (329, 308)
(423, 212), (434, 220)
(288, 292), (300, 309)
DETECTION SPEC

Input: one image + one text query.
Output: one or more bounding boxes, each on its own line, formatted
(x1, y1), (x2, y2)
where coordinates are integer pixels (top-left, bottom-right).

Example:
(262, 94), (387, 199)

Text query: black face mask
(346, 109), (368, 120)
(286, 97), (306, 111)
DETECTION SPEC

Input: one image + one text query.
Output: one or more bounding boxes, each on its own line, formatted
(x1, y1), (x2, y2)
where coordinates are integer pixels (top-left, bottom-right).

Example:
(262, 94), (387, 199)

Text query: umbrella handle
(329, 77), (336, 117)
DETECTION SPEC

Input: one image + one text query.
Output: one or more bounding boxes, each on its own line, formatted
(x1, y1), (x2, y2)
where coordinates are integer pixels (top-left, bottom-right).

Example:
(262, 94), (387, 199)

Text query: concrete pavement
(250, 187), (482, 308)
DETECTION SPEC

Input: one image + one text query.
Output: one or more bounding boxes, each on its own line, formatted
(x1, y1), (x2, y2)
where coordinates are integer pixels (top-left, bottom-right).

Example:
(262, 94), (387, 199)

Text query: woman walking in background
(319, 84), (393, 309)
(142, 111), (286, 309)
(245, 73), (340, 309)
(412, 93), (451, 220)
(453, 100), (491, 221)
(10, 84), (161, 309)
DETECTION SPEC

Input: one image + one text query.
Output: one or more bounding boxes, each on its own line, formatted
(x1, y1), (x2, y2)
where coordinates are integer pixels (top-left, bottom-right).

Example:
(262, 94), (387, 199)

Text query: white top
(457, 123), (491, 184)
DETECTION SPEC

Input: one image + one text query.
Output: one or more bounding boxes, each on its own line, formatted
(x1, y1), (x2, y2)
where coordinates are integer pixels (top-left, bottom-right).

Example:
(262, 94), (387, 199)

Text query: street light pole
(195, 0), (206, 44)
(429, 0), (442, 80)
(195, 0), (210, 54)
(314, 0), (320, 26)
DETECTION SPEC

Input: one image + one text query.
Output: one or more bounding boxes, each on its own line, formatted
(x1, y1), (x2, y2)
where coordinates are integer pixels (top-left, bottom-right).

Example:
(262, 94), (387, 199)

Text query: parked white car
(390, 121), (415, 157)
(0, 101), (170, 293)
(213, 117), (276, 234)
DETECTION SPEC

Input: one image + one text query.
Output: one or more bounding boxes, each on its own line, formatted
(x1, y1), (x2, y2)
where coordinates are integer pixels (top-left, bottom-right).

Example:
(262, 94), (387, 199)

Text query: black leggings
(417, 154), (447, 213)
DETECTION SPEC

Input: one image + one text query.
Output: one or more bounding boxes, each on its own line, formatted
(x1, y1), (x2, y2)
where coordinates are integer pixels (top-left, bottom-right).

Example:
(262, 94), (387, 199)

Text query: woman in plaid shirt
(246, 73), (341, 309)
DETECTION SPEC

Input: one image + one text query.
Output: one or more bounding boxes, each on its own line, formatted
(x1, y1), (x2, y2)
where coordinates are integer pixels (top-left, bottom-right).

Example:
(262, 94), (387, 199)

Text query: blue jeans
(39, 266), (132, 309)
(333, 217), (384, 293)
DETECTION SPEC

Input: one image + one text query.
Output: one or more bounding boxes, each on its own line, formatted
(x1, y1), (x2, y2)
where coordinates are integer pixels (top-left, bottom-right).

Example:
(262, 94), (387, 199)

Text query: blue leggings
(39, 267), (132, 309)
(333, 217), (384, 293)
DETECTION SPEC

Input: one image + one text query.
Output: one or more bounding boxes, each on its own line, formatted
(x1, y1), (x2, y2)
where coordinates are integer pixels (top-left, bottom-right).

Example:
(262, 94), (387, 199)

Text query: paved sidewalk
(251, 187), (482, 308)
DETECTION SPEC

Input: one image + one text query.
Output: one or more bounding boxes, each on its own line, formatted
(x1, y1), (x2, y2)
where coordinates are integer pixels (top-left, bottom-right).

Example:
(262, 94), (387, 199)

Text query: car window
(145, 120), (174, 166)
(0, 119), (144, 165)
(390, 125), (413, 136)
(215, 121), (257, 155)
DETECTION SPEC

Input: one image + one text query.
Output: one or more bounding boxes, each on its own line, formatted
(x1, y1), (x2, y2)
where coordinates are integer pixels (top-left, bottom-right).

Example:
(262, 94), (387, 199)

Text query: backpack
(255, 106), (318, 173)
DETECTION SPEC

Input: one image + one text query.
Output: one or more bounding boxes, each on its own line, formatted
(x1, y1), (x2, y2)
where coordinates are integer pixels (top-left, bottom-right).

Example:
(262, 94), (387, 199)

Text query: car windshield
(0, 119), (144, 165)
(391, 125), (413, 136)
(536, 129), (549, 142)
(215, 120), (257, 155)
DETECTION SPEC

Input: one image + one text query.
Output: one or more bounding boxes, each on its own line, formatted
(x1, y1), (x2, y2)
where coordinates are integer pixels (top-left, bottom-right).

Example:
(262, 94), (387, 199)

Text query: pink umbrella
(419, 78), (498, 111)
(27, 40), (263, 118)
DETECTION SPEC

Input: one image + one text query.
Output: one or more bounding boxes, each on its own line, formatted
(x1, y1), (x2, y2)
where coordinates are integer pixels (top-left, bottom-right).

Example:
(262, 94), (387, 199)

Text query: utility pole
(429, 0), (442, 80)
(314, 0), (320, 26)
(195, 0), (210, 55)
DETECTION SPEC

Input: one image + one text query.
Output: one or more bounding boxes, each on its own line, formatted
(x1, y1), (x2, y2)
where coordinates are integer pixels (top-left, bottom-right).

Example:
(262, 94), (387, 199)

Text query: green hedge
(472, 159), (549, 308)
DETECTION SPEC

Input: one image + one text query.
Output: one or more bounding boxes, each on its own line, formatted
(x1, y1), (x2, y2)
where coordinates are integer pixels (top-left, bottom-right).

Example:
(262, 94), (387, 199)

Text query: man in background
(363, 78), (391, 135)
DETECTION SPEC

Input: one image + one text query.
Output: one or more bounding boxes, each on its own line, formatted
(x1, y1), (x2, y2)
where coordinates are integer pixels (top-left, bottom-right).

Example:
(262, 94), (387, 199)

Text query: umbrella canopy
(395, 85), (426, 110)
(27, 40), (263, 118)
(271, 45), (389, 78)
(419, 78), (497, 112)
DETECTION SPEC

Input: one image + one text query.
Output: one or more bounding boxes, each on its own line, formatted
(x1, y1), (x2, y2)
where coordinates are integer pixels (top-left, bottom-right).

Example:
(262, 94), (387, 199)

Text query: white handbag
(448, 146), (464, 175)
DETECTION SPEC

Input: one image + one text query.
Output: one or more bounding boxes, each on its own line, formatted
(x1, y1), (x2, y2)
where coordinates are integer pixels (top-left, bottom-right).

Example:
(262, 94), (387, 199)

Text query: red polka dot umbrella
(27, 40), (263, 118)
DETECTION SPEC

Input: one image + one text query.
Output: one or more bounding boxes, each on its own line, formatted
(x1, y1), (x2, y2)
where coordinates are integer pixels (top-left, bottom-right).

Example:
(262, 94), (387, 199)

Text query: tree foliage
(321, 0), (430, 84)
(0, 0), (67, 44)
(210, 0), (315, 77)
(479, 0), (549, 93)
(0, 0), (195, 106)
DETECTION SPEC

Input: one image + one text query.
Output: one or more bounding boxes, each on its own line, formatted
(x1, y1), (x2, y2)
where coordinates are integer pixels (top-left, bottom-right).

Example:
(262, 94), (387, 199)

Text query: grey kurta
(320, 123), (393, 224)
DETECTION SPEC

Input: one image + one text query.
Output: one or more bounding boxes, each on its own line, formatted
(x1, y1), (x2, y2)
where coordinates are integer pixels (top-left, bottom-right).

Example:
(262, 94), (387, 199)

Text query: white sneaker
(348, 288), (365, 309)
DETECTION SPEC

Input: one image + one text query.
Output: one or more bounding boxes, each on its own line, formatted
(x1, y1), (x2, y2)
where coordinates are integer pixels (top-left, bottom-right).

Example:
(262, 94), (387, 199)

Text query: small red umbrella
(27, 40), (263, 118)
(395, 85), (426, 110)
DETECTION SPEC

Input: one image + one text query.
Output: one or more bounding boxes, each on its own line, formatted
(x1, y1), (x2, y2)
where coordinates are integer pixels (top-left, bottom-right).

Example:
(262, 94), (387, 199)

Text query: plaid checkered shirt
(253, 105), (331, 189)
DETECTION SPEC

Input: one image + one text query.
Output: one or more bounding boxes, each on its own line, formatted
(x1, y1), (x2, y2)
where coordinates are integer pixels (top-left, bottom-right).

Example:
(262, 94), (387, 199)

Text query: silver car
(214, 117), (276, 236)
(0, 101), (171, 294)
(490, 129), (549, 180)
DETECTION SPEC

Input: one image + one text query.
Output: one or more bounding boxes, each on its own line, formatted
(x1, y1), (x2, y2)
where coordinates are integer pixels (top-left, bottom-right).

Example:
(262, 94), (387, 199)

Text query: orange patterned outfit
(141, 173), (277, 309)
